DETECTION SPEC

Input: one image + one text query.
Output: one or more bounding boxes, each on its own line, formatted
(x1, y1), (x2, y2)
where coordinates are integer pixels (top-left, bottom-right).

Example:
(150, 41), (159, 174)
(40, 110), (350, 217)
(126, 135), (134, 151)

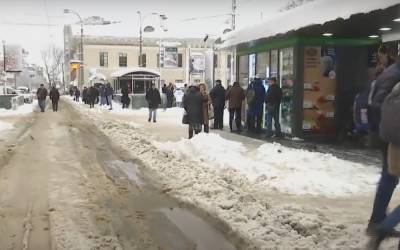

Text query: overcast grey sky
(0, 0), (284, 64)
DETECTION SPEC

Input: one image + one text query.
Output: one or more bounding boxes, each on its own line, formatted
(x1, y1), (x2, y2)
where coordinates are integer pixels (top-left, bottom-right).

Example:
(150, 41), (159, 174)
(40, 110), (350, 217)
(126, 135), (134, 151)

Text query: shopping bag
(388, 143), (400, 177)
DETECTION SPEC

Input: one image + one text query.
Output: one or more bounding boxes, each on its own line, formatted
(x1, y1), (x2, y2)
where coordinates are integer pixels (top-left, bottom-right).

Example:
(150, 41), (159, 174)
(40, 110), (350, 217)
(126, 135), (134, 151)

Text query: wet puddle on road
(106, 160), (146, 187)
(104, 160), (236, 249)
(155, 207), (236, 250)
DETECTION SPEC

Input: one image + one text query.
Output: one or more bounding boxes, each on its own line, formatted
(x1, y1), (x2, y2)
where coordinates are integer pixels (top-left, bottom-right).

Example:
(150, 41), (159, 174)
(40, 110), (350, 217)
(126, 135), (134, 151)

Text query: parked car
(0, 86), (18, 95)
(16, 87), (34, 103)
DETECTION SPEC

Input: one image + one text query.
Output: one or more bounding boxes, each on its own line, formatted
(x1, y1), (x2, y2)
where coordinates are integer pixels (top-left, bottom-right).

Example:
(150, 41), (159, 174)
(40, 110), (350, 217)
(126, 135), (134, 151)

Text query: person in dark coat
(82, 87), (88, 104)
(366, 57), (400, 248)
(36, 84), (48, 112)
(105, 83), (114, 110)
(74, 87), (80, 102)
(121, 84), (130, 109)
(226, 81), (245, 132)
(145, 82), (161, 122)
(210, 79), (226, 129)
(248, 76), (266, 133)
(183, 85), (203, 139)
(88, 86), (99, 108)
(199, 83), (210, 133)
(49, 86), (60, 112)
(265, 77), (283, 138)
(166, 83), (175, 108)
(99, 85), (107, 105)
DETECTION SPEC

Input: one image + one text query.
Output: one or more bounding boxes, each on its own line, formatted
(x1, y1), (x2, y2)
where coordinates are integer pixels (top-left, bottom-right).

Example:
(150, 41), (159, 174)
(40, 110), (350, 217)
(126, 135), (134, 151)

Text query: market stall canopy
(110, 67), (160, 78)
(220, 0), (400, 48)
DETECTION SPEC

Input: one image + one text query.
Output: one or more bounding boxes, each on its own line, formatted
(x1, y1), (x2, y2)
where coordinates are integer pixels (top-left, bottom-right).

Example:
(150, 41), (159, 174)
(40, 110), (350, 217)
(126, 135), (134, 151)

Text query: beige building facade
(64, 30), (234, 92)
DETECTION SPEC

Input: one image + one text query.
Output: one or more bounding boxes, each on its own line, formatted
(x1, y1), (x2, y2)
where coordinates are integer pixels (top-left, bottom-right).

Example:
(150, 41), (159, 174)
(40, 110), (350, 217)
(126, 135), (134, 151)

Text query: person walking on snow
(226, 81), (245, 132)
(49, 86), (60, 112)
(99, 84), (107, 106)
(366, 55), (400, 249)
(166, 83), (175, 108)
(265, 77), (283, 138)
(88, 86), (99, 108)
(121, 84), (130, 109)
(210, 79), (226, 130)
(105, 83), (114, 110)
(82, 87), (88, 104)
(74, 87), (80, 102)
(145, 82), (161, 123)
(183, 85), (203, 139)
(36, 84), (48, 113)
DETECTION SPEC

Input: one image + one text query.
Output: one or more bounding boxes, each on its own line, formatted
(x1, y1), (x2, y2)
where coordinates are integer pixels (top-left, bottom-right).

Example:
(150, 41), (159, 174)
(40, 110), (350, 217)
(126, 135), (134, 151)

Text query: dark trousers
(266, 106), (282, 137)
(89, 98), (95, 108)
(51, 100), (58, 112)
(189, 128), (201, 139)
(213, 107), (224, 129)
(248, 111), (263, 133)
(229, 108), (242, 131)
(203, 124), (209, 133)
(369, 143), (399, 225)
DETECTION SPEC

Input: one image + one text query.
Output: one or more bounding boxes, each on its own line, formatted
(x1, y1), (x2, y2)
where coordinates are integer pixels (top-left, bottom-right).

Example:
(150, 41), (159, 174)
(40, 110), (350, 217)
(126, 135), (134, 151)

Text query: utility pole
(138, 11), (143, 67)
(231, 0), (237, 85)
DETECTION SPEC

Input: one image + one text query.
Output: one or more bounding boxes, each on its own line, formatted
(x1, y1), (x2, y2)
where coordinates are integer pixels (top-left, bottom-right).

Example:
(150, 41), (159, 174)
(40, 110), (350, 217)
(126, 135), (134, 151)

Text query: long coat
(146, 88), (161, 109)
(49, 88), (60, 101)
(183, 88), (203, 125)
(248, 79), (266, 116)
(226, 83), (245, 109)
(201, 91), (210, 126)
(210, 84), (226, 109)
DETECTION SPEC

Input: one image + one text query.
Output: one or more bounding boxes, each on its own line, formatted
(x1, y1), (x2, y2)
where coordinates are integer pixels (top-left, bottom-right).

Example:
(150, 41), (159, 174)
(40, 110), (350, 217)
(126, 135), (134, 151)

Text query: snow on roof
(221, 0), (400, 48)
(110, 67), (160, 78)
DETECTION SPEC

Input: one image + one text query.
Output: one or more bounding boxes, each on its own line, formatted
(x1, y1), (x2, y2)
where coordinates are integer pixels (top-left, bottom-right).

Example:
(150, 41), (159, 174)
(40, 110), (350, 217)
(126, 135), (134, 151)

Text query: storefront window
(270, 50), (279, 78)
(279, 48), (294, 134)
(256, 52), (269, 79)
(238, 55), (249, 88)
(249, 54), (256, 81)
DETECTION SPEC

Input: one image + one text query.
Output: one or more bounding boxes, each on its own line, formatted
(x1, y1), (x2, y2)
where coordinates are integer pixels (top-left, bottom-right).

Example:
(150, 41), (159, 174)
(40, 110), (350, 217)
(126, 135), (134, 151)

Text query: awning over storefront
(221, 0), (400, 48)
(110, 67), (160, 78)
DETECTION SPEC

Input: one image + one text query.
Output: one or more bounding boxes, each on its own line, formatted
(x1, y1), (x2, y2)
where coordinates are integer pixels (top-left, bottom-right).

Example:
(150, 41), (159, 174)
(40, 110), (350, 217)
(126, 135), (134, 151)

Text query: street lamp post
(2, 40), (5, 94)
(137, 12), (167, 68)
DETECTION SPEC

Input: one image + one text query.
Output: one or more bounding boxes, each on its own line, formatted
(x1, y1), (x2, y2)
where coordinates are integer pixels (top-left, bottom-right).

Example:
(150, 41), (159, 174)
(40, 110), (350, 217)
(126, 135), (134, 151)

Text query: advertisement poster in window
(4, 45), (23, 72)
(279, 48), (294, 134)
(303, 46), (337, 134)
(164, 47), (178, 68)
(189, 53), (205, 73)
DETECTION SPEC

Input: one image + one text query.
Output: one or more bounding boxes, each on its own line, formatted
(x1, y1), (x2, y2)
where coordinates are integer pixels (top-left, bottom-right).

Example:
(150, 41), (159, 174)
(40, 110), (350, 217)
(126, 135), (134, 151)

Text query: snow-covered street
(61, 97), (400, 249)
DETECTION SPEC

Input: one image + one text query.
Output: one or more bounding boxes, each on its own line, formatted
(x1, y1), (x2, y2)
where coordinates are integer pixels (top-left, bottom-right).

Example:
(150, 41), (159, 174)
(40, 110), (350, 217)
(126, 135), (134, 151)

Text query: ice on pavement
(154, 133), (379, 197)
(0, 121), (13, 131)
(0, 102), (35, 117)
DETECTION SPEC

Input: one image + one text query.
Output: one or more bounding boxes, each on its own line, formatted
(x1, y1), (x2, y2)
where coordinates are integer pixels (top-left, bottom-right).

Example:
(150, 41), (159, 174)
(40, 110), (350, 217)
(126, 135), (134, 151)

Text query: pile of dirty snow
(154, 133), (379, 197)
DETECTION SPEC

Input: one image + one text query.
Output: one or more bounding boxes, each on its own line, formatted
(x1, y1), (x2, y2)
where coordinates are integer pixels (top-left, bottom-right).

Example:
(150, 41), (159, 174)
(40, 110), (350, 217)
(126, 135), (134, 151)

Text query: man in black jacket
(265, 77), (283, 138)
(145, 83), (161, 123)
(49, 86), (60, 112)
(210, 80), (226, 129)
(367, 58), (400, 243)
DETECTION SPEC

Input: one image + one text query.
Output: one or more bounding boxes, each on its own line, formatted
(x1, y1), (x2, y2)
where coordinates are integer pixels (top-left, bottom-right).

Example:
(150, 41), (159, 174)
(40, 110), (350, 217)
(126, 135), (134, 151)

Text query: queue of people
(71, 83), (114, 110)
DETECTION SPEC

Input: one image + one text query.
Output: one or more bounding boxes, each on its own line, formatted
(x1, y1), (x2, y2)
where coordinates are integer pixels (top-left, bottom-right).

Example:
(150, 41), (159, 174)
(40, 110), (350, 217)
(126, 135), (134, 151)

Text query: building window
(157, 53), (164, 68)
(227, 54), (231, 69)
(178, 53), (183, 67)
(119, 52), (127, 67)
(99, 52), (108, 67)
(138, 54), (146, 67)
(213, 54), (218, 68)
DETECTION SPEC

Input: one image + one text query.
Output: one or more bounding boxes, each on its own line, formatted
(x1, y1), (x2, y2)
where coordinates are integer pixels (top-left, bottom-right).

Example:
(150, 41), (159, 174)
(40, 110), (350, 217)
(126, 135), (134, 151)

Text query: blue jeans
(369, 144), (399, 225)
(266, 105), (281, 136)
(148, 109), (157, 121)
(38, 99), (46, 112)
